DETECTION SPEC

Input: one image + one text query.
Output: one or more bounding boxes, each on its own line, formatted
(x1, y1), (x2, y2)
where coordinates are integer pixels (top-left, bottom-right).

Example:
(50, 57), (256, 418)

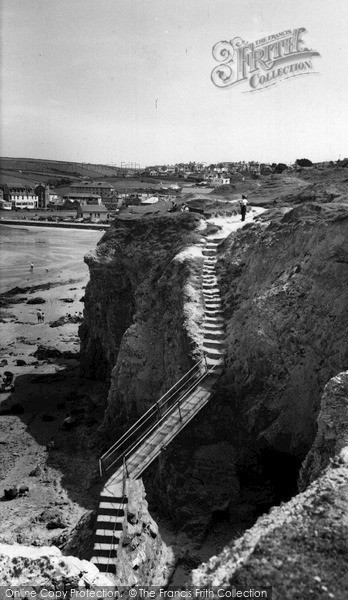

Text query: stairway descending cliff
(91, 234), (226, 576)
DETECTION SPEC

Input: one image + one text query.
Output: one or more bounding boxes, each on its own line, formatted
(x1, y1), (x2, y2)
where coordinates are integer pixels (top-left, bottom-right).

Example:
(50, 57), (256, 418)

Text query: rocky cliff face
(217, 202), (348, 458)
(191, 371), (348, 599)
(299, 370), (348, 489)
(80, 212), (206, 441)
(79, 203), (348, 588)
(142, 204), (348, 539)
(114, 479), (174, 586)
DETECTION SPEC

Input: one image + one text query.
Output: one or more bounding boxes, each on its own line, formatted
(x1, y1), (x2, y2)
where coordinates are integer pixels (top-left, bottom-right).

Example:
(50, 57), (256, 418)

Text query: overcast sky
(1, 0), (347, 166)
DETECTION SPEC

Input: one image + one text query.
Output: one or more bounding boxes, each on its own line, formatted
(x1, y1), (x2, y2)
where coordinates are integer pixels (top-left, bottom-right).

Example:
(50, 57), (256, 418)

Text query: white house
(212, 175), (231, 187)
(9, 187), (38, 209)
(76, 204), (108, 221)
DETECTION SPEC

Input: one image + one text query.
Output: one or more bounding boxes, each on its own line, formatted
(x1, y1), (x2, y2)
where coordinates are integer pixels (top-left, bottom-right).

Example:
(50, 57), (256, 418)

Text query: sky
(1, 0), (347, 166)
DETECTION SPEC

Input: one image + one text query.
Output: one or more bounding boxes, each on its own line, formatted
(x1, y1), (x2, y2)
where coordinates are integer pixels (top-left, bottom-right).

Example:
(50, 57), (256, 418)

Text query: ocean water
(0, 224), (103, 293)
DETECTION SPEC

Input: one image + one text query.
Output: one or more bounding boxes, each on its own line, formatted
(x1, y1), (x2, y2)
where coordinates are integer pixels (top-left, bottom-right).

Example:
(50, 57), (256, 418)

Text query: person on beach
(30, 262), (34, 270)
(41, 312), (45, 322)
(36, 309), (42, 323)
(240, 195), (248, 222)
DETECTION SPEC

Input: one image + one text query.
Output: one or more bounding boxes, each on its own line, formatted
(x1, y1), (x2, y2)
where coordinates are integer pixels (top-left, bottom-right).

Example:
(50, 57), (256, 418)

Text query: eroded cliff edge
(80, 212), (207, 441)
(192, 370), (348, 600)
(78, 203), (348, 590)
(143, 203), (348, 539)
(217, 202), (348, 458)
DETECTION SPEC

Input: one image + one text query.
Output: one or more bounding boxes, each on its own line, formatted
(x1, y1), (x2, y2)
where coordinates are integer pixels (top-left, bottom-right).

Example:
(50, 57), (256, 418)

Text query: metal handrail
(99, 360), (220, 476)
(99, 357), (207, 475)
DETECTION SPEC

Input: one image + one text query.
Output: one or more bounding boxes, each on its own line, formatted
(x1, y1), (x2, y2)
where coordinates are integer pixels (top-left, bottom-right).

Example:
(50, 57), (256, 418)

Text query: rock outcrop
(114, 479), (174, 586)
(191, 371), (348, 599)
(0, 543), (111, 587)
(142, 204), (348, 537)
(80, 212), (207, 440)
(217, 202), (348, 458)
(299, 370), (348, 489)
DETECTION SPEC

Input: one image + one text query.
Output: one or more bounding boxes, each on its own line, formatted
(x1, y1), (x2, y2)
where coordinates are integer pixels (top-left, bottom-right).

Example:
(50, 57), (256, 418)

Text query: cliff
(78, 203), (348, 590)
(299, 370), (348, 489)
(80, 212), (207, 441)
(114, 479), (174, 586)
(217, 202), (348, 458)
(143, 203), (348, 538)
(191, 371), (348, 600)
(0, 479), (173, 588)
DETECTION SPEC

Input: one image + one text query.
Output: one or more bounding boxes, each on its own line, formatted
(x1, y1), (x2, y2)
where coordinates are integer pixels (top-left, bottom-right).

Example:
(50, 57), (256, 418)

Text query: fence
(99, 357), (208, 476)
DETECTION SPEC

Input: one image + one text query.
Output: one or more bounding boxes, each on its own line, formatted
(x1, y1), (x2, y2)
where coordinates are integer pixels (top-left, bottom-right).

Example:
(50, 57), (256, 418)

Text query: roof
(8, 186), (36, 193)
(80, 205), (108, 213)
(64, 193), (101, 199)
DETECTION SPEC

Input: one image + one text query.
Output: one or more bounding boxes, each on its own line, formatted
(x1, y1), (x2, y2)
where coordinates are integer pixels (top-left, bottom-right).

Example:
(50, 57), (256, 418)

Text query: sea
(0, 224), (103, 294)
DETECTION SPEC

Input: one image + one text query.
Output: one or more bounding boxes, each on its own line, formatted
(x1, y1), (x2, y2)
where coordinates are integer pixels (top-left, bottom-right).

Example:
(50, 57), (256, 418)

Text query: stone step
(95, 530), (120, 540)
(203, 340), (226, 349)
(204, 348), (226, 358)
(203, 331), (225, 340)
(98, 506), (125, 517)
(204, 317), (224, 324)
(93, 548), (118, 558)
(93, 542), (119, 551)
(203, 285), (221, 297)
(96, 514), (124, 523)
(96, 521), (123, 531)
(204, 297), (221, 303)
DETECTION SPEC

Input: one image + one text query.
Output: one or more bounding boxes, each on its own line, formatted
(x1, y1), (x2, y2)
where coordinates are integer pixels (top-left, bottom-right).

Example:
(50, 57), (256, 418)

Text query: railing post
(204, 354), (208, 373)
(178, 402), (182, 422)
(99, 458), (103, 477)
(122, 457), (127, 497)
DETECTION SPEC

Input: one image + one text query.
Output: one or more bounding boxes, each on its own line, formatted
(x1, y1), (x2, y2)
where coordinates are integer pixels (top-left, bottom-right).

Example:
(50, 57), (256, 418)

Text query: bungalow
(76, 204), (108, 221)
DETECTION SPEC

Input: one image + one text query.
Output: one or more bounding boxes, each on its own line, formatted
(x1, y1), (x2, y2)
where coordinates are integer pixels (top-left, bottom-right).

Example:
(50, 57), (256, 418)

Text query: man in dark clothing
(240, 195), (248, 221)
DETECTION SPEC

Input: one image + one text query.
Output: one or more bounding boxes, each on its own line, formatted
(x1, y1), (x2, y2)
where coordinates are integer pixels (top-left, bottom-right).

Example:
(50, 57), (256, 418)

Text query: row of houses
(0, 184), (111, 210)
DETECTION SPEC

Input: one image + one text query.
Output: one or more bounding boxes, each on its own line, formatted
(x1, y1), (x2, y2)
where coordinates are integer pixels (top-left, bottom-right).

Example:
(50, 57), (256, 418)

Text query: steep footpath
(90, 222), (231, 578)
(201, 237), (226, 373)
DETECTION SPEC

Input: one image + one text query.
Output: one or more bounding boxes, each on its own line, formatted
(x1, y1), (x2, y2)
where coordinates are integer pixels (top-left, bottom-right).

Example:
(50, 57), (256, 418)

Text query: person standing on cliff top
(240, 195), (248, 222)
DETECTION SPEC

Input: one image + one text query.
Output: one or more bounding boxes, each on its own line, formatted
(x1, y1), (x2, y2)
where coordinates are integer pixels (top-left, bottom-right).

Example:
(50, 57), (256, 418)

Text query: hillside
(0, 156), (129, 187)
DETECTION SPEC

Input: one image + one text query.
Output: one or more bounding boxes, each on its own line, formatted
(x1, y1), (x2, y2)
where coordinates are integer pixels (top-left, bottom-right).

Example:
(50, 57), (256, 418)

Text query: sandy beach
(0, 225), (108, 552)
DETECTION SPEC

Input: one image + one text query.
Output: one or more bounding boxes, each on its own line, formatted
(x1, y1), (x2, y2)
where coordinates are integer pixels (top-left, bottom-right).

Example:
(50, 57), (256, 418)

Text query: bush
(296, 158), (313, 167)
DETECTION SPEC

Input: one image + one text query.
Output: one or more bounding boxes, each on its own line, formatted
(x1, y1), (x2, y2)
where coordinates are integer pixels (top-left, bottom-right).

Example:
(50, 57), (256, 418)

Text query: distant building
(34, 184), (49, 208)
(63, 193), (102, 205)
(71, 181), (115, 199)
(8, 186), (38, 209)
(212, 175), (231, 186)
(76, 204), (108, 221)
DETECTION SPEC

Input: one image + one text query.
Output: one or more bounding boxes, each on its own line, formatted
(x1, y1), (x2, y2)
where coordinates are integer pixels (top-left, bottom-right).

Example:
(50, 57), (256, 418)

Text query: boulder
(4, 487), (18, 500)
(26, 297), (46, 305)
